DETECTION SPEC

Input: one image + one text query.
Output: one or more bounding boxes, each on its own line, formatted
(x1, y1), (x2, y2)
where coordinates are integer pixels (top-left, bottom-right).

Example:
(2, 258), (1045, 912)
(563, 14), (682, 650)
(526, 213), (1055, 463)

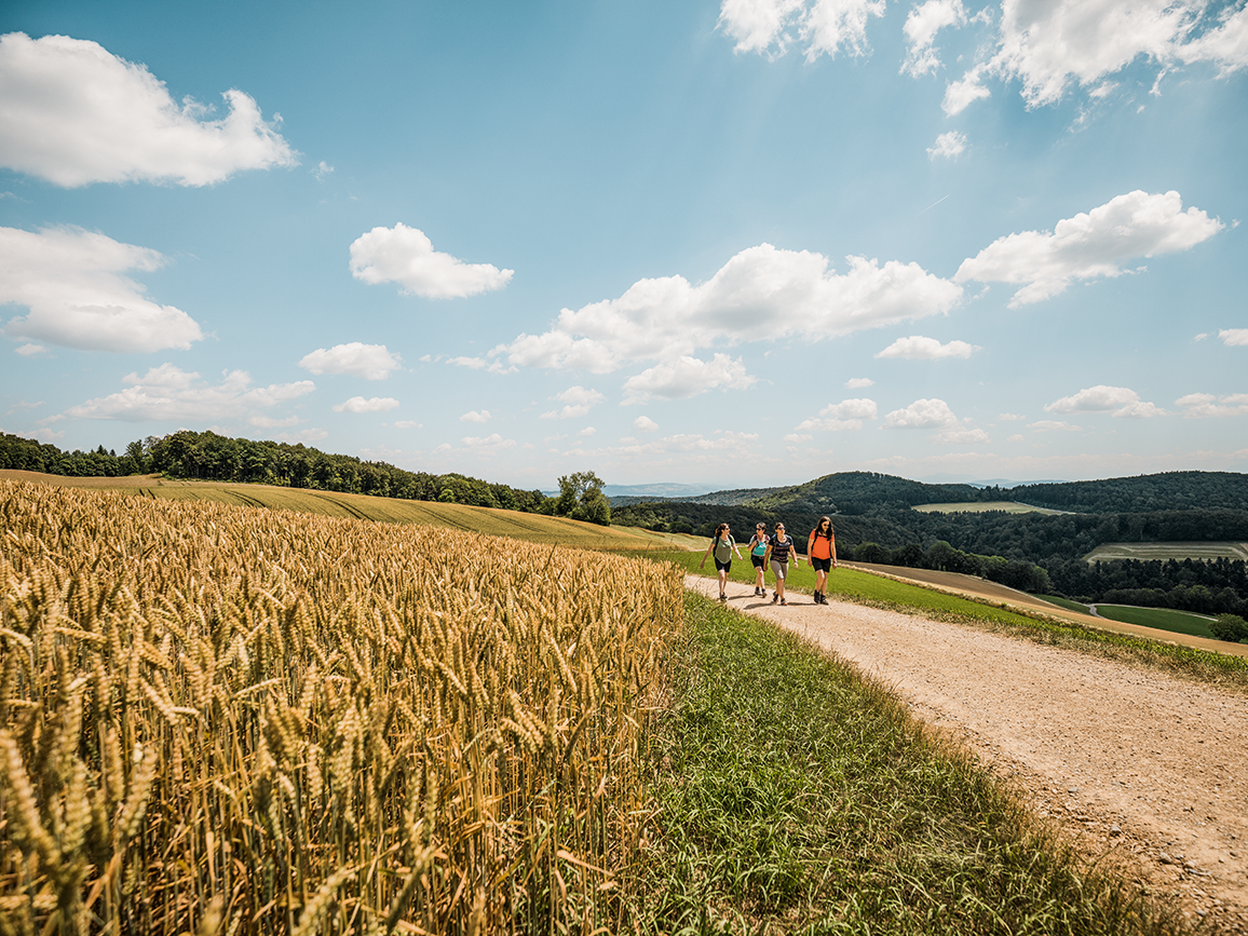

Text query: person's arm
(763, 540), (772, 565)
(831, 533), (837, 568)
(700, 538), (713, 568)
(807, 531), (816, 558)
(732, 535), (743, 559)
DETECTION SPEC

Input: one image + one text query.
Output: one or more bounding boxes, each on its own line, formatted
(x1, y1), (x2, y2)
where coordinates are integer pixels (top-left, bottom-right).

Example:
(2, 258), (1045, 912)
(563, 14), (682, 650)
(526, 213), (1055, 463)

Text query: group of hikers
(699, 516), (837, 606)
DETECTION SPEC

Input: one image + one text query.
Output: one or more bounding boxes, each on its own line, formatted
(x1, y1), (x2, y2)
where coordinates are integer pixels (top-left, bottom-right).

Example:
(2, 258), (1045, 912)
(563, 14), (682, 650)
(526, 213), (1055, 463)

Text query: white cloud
(313, 161), (334, 181)
(447, 355), (513, 374)
(876, 335), (978, 359)
(1220, 328), (1248, 346)
(942, 63), (992, 115)
(883, 398), (959, 429)
(298, 342), (401, 380)
(332, 396), (399, 413)
(633, 415), (659, 432)
(1045, 384), (1164, 417)
(795, 397), (878, 431)
(930, 426), (990, 444)
(927, 130), (967, 159)
(845, 376), (874, 388)
(718, 0), (886, 61)
(540, 385), (605, 419)
(394, 420), (423, 429)
(0, 32), (296, 187)
(64, 363), (314, 422)
(956, 190), (1222, 306)
(14, 343), (47, 356)
(493, 243), (962, 373)
(784, 433), (814, 443)
(461, 433), (516, 451)
(940, 0), (1248, 116)
(621, 354), (756, 404)
(1176, 392), (1248, 417)
(1028, 419), (1083, 431)
(460, 409), (491, 423)
(0, 225), (203, 352)
(903, 0), (968, 76)
(577, 426), (596, 436)
(1007, 433), (1024, 442)
(349, 223), (512, 299)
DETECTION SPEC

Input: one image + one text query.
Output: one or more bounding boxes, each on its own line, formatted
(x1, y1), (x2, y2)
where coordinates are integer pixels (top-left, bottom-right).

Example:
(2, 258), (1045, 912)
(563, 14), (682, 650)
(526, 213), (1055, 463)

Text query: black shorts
(714, 558), (732, 573)
(810, 557), (832, 573)
(751, 555), (766, 569)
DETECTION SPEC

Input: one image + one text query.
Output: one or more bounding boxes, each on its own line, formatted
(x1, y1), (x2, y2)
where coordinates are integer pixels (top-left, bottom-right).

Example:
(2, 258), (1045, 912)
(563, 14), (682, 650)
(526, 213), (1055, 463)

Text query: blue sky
(2, 0), (1245, 490)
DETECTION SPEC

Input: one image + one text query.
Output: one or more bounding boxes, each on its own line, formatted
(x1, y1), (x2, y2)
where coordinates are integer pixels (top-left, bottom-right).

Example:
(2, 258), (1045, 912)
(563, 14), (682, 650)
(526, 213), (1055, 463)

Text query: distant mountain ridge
(659, 469), (1248, 516)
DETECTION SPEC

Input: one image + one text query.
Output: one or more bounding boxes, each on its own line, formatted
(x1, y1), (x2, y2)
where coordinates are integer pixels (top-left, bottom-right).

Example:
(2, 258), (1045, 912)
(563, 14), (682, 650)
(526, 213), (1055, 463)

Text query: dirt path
(686, 575), (1248, 932)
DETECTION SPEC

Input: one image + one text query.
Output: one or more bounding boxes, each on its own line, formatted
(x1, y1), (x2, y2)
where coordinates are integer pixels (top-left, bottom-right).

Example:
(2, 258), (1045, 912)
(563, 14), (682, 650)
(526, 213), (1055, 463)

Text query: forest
(0, 430), (548, 512)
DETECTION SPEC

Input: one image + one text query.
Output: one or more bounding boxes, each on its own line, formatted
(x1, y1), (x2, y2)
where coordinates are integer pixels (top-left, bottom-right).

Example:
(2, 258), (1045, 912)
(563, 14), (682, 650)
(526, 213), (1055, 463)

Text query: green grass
(1037, 595), (1092, 614)
(913, 500), (1067, 515)
(1093, 604), (1216, 639)
(639, 550), (1248, 692)
(636, 593), (1186, 935)
(1083, 541), (1248, 563)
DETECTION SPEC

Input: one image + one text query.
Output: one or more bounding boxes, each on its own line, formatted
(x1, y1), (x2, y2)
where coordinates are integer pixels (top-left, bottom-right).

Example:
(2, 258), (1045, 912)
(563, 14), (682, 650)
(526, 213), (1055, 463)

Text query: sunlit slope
(0, 469), (663, 551)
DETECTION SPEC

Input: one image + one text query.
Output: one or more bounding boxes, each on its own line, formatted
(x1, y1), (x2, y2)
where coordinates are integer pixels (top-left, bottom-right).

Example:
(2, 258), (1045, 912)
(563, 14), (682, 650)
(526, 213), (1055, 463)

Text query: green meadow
(1093, 604), (1217, 639)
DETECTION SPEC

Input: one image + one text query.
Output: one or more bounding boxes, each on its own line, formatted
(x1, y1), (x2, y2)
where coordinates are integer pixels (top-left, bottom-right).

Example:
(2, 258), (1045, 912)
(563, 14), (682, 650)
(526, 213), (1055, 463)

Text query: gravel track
(685, 574), (1248, 932)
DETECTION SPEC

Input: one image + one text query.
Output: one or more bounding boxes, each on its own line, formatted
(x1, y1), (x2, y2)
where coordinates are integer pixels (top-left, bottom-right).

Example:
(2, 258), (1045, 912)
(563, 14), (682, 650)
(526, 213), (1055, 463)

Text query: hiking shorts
(770, 560), (789, 580)
(714, 558), (732, 573)
(810, 557), (831, 573)
(751, 555), (766, 569)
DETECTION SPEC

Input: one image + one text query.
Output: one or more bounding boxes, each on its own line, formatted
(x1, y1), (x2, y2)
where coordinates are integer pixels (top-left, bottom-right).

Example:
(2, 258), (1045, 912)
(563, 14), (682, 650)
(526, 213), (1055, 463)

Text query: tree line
(0, 430), (611, 524)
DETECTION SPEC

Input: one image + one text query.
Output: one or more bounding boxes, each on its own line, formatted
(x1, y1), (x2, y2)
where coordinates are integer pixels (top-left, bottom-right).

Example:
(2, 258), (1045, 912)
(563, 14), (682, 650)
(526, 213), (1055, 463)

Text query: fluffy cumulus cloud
(0, 225), (203, 352)
(621, 354), (756, 404)
(494, 244), (961, 374)
(718, 0), (886, 60)
(0, 33), (296, 187)
(298, 342), (401, 380)
(349, 223), (513, 299)
(1029, 419), (1083, 431)
(1221, 328), (1248, 346)
(1045, 384), (1165, 417)
(903, 0), (968, 76)
(459, 409), (491, 423)
(845, 376), (874, 388)
(1175, 392), (1248, 417)
(927, 130), (967, 160)
(882, 398), (959, 429)
(633, 415), (659, 432)
(875, 335), (978, 359)
(64, 363), (314, 422)
(956, 190), (1222, 306)
(795, 397), (878, 431)
(540, 386), (605, 419)
(332, 396), (399, 413)
(941, 0), (1248, 115)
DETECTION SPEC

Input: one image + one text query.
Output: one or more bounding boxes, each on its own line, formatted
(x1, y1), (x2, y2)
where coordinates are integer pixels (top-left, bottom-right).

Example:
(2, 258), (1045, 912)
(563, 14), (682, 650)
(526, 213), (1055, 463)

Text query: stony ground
(686, 575), (1248, 933)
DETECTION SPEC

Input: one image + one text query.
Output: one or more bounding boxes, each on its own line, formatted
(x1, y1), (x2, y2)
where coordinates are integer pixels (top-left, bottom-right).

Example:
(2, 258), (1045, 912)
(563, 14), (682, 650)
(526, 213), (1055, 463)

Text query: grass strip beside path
(638, 593), (1186, 935)
(635, 549), (1248, 692)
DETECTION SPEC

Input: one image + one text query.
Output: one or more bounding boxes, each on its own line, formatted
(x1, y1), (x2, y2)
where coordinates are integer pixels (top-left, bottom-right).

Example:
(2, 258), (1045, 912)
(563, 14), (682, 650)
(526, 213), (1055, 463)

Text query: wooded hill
(611, 470), (1248, 629)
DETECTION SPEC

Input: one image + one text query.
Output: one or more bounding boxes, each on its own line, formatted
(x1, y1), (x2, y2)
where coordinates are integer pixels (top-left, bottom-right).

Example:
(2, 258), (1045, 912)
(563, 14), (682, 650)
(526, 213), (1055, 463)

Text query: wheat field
(0, 480), (683, 935)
